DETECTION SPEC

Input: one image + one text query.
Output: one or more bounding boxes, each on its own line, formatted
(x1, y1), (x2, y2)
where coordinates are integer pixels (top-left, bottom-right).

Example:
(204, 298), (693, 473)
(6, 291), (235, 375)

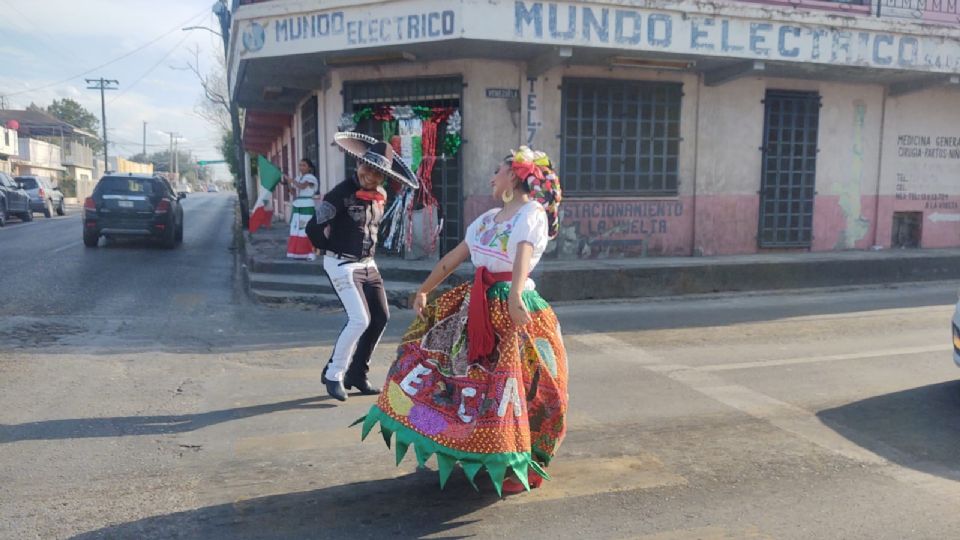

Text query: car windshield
(15, 177), (38, 189)
(97, 177), (155, 196)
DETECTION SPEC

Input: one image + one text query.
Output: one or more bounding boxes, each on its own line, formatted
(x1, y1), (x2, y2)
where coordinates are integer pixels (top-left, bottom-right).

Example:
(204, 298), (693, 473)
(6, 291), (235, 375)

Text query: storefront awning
(242, 110), (291, 155)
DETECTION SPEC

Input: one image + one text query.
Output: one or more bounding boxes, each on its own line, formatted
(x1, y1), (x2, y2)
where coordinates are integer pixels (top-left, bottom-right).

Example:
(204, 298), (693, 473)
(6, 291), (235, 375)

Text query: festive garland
(346, 105), (462, 158)
(338, 104), (464, 255)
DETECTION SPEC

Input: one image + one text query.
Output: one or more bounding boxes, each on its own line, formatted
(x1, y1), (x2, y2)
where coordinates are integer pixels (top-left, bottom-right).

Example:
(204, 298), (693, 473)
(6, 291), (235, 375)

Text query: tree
(219, 129), (240, 180)
(32, 98), (103, 153)
(47, 99), (100, 133)
(133, 149), (199, 181)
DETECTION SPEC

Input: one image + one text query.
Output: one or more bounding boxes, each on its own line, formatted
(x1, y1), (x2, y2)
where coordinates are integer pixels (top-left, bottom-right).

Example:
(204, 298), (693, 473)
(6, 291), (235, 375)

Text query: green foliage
(219, 129), (240, 180)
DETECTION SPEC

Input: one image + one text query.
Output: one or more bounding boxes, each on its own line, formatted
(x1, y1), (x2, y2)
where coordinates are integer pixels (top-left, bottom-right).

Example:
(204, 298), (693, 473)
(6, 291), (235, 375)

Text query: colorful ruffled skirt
(357, 281), (568, 495)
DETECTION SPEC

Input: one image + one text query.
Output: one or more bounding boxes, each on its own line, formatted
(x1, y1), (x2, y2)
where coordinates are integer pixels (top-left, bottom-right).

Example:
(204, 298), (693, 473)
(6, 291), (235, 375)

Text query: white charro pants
(323, 255), (390, 382)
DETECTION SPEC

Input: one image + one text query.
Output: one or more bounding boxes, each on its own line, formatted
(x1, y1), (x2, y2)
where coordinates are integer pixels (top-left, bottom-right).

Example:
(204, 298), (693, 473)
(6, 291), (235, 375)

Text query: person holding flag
(306, 132), (419, 402)
(248, 155), (283, 234)
(283, 158), (321, 260)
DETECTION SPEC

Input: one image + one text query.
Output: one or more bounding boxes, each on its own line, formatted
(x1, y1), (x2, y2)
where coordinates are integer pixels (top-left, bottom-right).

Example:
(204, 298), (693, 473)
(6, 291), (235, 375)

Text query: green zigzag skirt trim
(486, 282), (551, 312)
(354, 405), (550, 496)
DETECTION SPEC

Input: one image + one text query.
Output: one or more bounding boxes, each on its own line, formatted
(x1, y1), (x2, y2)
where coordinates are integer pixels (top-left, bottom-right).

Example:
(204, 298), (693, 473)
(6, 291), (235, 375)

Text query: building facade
(0, 126), (17, 174)
(14, 137), (65, 180)
(63, 141), (95, 201)
(229, 0), (960, 258)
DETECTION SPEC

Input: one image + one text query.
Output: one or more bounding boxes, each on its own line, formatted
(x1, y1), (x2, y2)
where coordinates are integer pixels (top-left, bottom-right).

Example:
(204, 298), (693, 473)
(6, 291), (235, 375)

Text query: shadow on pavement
(70, 471), (497, 540)
(818, 380), (960, 481)
(0, 396), (335, 443)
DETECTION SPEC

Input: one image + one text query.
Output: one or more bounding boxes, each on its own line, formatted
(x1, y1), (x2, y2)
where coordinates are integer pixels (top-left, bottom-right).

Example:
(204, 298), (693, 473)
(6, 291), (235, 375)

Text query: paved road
(2, 196), (960, 538)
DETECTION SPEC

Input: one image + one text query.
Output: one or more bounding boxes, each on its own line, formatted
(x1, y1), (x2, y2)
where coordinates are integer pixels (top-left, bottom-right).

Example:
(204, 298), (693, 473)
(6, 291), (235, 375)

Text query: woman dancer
(284, 158), (320, 260)
(357, 146), (566, 495)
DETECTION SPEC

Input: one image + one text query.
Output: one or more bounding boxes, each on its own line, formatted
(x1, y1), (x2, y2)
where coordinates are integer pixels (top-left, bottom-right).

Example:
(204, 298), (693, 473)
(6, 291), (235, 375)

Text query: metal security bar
(561, 79), (682, 197)
(300, 96), (318, 170)
(342, 76), (463, 255)
(758, 90), (821, 248)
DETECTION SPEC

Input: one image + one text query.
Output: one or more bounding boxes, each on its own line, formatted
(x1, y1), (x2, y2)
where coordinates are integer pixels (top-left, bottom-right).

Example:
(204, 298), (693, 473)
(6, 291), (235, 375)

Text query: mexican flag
(248, 156), (283, 233)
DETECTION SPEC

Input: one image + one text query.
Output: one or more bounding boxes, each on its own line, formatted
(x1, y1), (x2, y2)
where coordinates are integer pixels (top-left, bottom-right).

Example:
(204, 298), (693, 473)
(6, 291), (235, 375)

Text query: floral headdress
(510, 146), (562, 238)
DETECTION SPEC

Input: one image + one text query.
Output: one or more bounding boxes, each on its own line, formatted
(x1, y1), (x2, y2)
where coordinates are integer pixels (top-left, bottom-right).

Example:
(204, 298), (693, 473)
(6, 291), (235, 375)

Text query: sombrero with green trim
(334, 131), (419, 189)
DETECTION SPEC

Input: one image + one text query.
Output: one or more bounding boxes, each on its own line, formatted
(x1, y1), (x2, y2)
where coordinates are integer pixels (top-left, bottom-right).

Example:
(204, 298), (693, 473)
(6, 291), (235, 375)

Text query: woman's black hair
(300, 158), (317, 175)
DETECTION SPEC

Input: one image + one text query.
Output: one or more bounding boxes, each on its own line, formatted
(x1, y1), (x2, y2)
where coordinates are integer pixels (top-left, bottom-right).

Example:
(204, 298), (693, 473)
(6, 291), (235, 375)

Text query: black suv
(0, 171), (31, 226)
(83, 174), (185, 248)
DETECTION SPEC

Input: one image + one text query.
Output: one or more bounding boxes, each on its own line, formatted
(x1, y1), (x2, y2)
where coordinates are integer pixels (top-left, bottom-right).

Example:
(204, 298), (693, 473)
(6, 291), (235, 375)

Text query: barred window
(300, 96), (318, 170)
(561, 79), (682, 197)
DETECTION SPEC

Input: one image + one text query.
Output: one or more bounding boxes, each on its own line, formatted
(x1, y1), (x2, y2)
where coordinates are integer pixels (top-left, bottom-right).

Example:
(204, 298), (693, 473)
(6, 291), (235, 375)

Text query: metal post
(85, 78), (118, 172)
(213, 0), (250, 227)
(142, 121), (147, 157)
(174, 137), (179, 182)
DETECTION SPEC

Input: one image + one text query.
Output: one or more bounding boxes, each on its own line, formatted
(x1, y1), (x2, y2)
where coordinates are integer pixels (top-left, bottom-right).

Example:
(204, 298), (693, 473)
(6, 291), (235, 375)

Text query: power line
(110, 32), (193, 105)
(0, 0), (84, 69)
(0, 8), (208, 99)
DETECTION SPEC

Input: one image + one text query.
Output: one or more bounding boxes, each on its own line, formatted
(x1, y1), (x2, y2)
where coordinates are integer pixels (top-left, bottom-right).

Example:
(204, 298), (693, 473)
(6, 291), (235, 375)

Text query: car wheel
(83, 229), (99, 247)
(56, 199), (65, 216)
(43, 200), (52, 218)
(162, 226), (176, 249)
(21, 208), (33, 222)
(0, 204), (6, 227)
(175, 220), (183, 243)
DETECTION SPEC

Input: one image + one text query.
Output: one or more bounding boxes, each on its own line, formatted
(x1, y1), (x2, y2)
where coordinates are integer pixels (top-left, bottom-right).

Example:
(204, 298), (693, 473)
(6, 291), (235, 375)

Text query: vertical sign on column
(524, 77), (543, 146)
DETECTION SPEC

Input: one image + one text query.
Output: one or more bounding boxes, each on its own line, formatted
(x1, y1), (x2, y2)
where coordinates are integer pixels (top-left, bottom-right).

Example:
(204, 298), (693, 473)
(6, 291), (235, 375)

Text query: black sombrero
(333, 131), (419, 189)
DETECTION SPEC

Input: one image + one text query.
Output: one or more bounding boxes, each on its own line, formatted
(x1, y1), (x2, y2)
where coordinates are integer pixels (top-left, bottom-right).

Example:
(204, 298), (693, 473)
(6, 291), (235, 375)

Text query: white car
(953, 301), (960, 367)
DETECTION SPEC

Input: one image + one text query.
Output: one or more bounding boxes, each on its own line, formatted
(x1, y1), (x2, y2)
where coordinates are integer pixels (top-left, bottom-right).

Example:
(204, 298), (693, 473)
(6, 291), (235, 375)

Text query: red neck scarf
(355, 189), (385, 202)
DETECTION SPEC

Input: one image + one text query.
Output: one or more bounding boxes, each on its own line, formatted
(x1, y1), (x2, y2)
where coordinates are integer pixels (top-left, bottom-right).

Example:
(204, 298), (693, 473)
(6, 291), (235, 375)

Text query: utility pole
(174, 137), (179, 182)
(163, 131), (180, 183)
(212, 0), (250, 227)
(85, 78), (119, 172)
(142, 121), (147, 157)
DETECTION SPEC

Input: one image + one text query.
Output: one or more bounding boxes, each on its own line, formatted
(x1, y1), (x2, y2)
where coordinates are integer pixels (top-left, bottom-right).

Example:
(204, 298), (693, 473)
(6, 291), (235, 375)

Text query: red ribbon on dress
(467, 267), (513, 362)
(355, 190), (385, 202)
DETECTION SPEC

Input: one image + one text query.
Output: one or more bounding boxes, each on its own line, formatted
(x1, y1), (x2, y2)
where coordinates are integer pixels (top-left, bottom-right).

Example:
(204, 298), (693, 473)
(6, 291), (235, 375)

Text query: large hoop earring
(501, 189), (514, 204)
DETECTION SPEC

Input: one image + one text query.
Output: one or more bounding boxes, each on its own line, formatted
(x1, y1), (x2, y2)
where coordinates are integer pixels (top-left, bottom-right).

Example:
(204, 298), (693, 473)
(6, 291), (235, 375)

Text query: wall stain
(834, 101), (871, 249)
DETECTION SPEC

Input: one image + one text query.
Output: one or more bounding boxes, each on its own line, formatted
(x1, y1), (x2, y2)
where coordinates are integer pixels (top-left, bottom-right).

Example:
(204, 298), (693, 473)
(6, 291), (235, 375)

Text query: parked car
(83, 173), (185, 248)
(15, 175), (65, 218)
(0, 171), (32, 226)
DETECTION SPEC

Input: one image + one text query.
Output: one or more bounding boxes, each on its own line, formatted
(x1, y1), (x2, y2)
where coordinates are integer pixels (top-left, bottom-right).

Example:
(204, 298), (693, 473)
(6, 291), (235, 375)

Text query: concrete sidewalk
(242, 225), (960, 308)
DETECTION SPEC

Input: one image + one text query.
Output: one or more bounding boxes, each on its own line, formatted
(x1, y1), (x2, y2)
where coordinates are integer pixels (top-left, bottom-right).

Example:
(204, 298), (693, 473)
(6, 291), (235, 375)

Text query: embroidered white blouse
(464, 201), (549, 286)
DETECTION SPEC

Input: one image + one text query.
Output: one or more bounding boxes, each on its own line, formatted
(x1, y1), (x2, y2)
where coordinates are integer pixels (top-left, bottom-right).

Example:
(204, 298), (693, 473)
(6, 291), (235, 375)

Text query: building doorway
(758, 90), (821, 248)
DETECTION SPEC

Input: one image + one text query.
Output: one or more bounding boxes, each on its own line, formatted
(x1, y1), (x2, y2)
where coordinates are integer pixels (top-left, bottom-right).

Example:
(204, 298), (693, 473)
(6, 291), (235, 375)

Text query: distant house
(0, 126), (17, 174)
(0, 109), (97, 198)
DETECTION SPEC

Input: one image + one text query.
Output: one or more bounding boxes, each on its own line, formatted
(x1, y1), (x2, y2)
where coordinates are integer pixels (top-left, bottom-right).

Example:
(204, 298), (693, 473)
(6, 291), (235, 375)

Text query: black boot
(325, 378), (347, 402)
(344, 377), (381, 395)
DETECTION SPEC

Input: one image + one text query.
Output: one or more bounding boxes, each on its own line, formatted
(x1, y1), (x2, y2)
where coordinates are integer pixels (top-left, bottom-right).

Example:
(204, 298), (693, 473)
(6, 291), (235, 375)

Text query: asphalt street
(2, 192), (960, 539)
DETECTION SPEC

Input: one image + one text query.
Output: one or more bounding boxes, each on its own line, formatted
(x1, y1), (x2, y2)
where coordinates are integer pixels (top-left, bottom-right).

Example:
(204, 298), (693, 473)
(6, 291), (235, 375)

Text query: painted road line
(698, 344), (950, 372)
(568, 332), (960, 501)
(51, 241), (81, 254)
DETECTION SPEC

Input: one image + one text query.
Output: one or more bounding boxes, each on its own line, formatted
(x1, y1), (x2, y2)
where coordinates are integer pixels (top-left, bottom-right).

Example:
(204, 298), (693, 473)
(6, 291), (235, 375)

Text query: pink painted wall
(693, 195), (760, 256)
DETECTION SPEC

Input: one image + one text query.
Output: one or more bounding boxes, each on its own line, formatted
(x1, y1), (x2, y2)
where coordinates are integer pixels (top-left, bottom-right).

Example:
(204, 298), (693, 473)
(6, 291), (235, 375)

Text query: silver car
(15, 175), (65, 218)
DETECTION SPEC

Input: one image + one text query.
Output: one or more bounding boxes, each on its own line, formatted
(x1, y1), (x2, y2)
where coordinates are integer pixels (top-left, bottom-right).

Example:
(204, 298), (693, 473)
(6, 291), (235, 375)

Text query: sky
(0, 0), (230, 180)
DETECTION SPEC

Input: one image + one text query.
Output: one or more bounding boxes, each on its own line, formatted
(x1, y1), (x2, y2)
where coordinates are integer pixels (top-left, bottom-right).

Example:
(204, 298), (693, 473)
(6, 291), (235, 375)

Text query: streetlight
(182, 26), (222, 37)
(183, 0), (250, 227)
